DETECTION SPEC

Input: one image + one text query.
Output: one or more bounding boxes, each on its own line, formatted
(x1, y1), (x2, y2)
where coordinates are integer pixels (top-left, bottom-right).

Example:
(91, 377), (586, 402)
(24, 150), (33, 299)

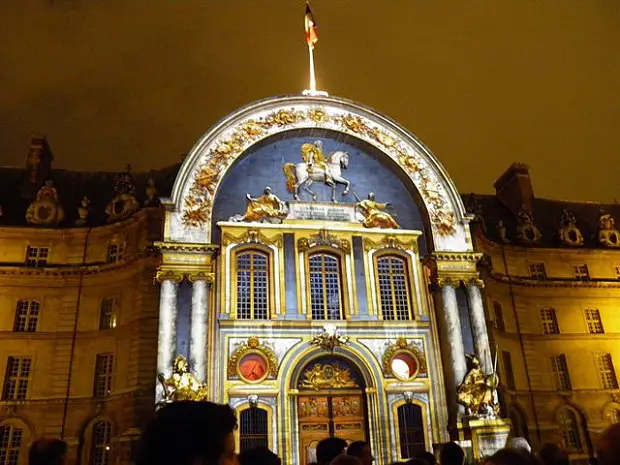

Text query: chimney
(493, 163), (534, 214)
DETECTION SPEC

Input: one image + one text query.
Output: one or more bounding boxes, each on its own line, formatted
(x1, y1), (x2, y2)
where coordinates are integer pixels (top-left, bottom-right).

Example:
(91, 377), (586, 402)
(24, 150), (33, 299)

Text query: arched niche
(165, 95), (473, 253)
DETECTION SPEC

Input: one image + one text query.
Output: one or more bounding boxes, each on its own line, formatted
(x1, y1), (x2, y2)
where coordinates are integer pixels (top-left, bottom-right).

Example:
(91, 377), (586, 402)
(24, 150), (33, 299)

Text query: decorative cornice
(297, 230), (350, 253)
(154, 241), (219, 253)
(363, 235), (418, 253)
(154, 269), (185, 283)
(221, 228), (282, 248)
(488, 272), (620, 289)
(154, 269), (215, 284)
(432, 252), (483, 262)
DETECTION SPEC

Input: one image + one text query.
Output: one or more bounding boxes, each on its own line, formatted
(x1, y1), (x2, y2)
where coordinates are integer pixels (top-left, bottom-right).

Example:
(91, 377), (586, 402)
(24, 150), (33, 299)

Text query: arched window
(609, 408), (620, 424)
(236, 250), (269, 320)
(239, 408), (268, 452)
(397, 404), (425, 459)
(90, 421), (112, 465)
(558, 408), (582, 452)
(14, 301), (40, 332)
(308, 253), (343, 320)
(0, 425), (23, 465)
(376, 255), (412, 320)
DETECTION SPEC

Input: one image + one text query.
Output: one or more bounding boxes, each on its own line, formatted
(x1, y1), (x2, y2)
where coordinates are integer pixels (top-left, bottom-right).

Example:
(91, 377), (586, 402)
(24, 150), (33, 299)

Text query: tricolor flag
(304, 3), (319, 47)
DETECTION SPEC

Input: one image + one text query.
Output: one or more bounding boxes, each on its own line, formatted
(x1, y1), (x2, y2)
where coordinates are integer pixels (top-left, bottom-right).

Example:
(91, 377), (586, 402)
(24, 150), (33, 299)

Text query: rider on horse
(300, 141), (333, 184)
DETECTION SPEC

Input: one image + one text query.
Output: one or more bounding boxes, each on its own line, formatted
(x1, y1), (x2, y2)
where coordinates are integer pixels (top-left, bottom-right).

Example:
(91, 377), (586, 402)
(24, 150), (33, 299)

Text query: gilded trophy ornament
(26, 180), (65, 226)
(356, 193), (399, 229)
(598, 207), (620, 248)
(157, 355), (209, 403)
(229, 187), (288, 223)
(558, 209), (583, 246)
(297, 230), (351, 253)
(456, 354), (499, 418)
(299, 363), (359, 390)
(310, 324), (350, 352)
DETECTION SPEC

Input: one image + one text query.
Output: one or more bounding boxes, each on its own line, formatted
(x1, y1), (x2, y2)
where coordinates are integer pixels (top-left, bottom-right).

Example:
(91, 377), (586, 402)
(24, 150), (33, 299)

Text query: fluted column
(189, 273), (213, 383)
(156, 274), (180, 401)
(440, 281), (467, 384)
(466, 280), (493, 374)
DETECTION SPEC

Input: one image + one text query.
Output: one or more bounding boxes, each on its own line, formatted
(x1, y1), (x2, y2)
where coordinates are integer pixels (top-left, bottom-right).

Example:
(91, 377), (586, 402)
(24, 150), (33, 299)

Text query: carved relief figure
(356, 193), (399, 229)
(76, 196), (91, 226)
(456, 355), (499, 417)
(230, 187), (288, 223)
(558, 209), (583, 246)
(26, 147), (43, 183)
(25, 180), (65, 226)
(144, 175), (161, 207)
(282, 142), (350, 202)
(598, 208), (620, 248)
(106, 164), (140, 223)
(158, 355), (208, 402)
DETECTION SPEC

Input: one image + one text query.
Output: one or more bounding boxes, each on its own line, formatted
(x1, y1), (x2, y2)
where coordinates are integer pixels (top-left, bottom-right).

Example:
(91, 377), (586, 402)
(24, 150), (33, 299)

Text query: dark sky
(1, 1), (619, 201)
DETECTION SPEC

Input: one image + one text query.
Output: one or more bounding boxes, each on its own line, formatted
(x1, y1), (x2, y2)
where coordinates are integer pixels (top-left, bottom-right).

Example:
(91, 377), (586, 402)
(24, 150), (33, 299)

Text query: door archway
(295, 355), (369, 465)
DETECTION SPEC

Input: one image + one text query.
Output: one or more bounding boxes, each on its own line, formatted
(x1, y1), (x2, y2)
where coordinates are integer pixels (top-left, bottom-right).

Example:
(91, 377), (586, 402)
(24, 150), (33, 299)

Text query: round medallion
(390, 352), (419, 381)
(238, 353), (269, 383)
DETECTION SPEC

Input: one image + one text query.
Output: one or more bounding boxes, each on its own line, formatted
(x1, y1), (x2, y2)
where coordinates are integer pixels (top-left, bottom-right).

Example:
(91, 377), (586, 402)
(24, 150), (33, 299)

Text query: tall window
(528, 263), (547, 280)
(501, 351), (516, 390)
(573, 264), (590, 281)
(397, 404), (425, 459)
(106, 244), (125, 263)
(99, 298), (115, 330)
(93, 355), (114, 397)
(492, 301), (505, 331)
(90, 421), (111, 465)
(550, 354), (571, 391)
(239, 408), (268, 453)
(2, 357), (31, 401)
(308, 253), (343, 320)
(376, 255), (412, 321)
(558, 408), (582, 451)
(25, 247), (48, 268)
(0, 425), (23, 465)
(585, 309), (604, 334)
(540, 308), (559, 334)
(13, 301), (40, 332)
(596, 353), (619, 389)
(236, 250), (269, 320)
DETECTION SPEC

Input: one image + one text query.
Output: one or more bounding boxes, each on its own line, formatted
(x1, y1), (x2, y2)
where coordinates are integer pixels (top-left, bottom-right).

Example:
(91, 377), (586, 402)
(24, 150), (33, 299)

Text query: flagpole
(308, 44), (317, 93)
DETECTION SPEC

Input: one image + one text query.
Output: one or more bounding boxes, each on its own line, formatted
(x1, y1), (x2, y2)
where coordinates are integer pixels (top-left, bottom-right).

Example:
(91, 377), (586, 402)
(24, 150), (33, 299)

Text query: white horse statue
(282, 150), (351, 202)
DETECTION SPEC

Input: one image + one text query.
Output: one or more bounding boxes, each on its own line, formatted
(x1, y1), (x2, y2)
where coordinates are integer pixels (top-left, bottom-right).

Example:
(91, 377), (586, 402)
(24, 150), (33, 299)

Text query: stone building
(466, 163), (620, 464)
(0, 95), (616, 465)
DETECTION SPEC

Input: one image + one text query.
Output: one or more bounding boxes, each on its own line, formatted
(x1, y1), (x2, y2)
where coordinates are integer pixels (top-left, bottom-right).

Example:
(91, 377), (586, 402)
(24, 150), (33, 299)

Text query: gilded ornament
(356, 193), (399, 229)
(157, 355), (209, 403)
(227, 337), (278, 379)
(340, 115), (365, 133)
(457, 354), (499, 418)
(297, 230), (350, 252)
(399, 154), (419, 173)
(373, 129), (396, 147)
(267, 109), (300, 126)
(362, 236), (418, 253)
(382, 338), (427, 377)
(26, 180), (65, 226)
(598, 208), (620, 248)
(308, 108), (328, 123)
(558, 209), (583, 246)
(222, 229), (283, 248)
(430, 210), (456, 236)
(299, 363), (358, 390)
(311, 324), (350, 352)
(242, 120), (264, 137)
(155, 269), (185, 283)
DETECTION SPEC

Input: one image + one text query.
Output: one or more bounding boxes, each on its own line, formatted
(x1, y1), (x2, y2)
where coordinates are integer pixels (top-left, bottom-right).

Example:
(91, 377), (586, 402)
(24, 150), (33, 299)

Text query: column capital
(436, 276), (461, 288)
(466, 277), (485, 289)
(155, 269), (184, 283)
(187, 271), (215, 285)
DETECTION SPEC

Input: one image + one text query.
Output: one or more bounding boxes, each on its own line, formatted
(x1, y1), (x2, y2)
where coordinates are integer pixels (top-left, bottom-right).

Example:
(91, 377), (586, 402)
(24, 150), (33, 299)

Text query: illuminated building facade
(3, 94), (615, 465)
(466, 164), (620, 464)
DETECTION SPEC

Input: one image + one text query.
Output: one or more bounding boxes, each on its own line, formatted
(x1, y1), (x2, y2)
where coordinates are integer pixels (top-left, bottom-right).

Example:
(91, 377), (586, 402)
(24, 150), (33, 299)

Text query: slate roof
(463, 193), (620, 249)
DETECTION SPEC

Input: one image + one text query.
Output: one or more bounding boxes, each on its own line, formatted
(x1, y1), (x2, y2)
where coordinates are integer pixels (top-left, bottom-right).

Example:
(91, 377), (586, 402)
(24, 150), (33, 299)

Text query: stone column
(189, 274), (212, 383)
(466, 280), (493, 374)
(156, 275), (179, 401)
(440, 280), (468, 386)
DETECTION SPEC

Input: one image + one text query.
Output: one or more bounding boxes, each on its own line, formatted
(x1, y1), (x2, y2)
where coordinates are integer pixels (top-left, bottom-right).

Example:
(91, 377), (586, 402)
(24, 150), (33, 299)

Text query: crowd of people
(25, 401), (620, 465)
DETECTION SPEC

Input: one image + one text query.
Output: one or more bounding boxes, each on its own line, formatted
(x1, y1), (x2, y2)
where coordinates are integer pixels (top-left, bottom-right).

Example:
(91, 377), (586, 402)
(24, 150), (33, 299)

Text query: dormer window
(106, 243), (125, 263)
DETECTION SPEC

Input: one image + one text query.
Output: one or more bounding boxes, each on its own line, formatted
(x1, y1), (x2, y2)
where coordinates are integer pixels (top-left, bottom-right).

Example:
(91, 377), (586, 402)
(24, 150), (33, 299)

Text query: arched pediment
(166, 95), (472, 252)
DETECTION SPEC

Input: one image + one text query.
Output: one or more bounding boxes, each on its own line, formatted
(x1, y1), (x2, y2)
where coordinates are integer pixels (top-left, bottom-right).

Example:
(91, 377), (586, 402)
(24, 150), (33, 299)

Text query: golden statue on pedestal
(158, 355), (209, 402)
(356, 193), (399, 229)
(457, 354), (499, 417)
(300, 141), (332, 184)
(230, 187), (288, 223)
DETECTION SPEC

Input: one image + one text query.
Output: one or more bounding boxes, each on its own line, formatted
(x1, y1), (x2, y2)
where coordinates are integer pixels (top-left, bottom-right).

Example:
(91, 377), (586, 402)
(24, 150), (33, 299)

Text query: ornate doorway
(296, 357), (368, 465)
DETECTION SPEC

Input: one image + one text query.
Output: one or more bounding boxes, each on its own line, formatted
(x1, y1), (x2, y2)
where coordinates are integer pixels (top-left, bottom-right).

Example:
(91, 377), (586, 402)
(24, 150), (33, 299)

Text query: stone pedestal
(461, 417), (511, 460)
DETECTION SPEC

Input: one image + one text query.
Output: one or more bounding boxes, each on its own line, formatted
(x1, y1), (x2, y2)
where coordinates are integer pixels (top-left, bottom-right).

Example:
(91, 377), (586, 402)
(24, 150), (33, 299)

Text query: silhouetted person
(440, 443), (465, 465)
(317, 438), (348, 465)
(136, 401), (238, 465)
(484, 449), (533, 465)
(347, 441), (374, 465)
(238, 447), (281, 465)
(405, 459), (429, 465)
(331, 455), (361, 465)
(29, 439), (67, 465)
(596, 423), (620, 465)
(536, 443), (569, 465)
(507, 438), (532, 456)
(418, 451), (437, 465)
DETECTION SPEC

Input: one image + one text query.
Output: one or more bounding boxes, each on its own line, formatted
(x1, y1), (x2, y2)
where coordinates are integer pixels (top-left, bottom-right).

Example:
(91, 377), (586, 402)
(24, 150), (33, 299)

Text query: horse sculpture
(282, 150), (350, 202)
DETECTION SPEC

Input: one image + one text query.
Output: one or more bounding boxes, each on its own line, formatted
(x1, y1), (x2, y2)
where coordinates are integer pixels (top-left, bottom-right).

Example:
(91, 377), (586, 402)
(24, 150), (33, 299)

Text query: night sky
(1, 1), (618, 202)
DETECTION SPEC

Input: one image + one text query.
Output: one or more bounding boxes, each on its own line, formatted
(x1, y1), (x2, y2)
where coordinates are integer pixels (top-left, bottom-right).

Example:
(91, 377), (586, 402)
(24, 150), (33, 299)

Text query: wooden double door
(298, 392), (367, 465)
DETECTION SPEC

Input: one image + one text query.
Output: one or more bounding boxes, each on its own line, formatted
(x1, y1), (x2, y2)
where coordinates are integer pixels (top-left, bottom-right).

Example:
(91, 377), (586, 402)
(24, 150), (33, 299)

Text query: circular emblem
(390, 352), (419, 381)
(238, 353), (269, 383)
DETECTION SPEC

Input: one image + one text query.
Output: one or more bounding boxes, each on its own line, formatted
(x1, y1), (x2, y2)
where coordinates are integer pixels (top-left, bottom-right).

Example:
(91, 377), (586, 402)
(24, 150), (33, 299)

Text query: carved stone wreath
(382, 337), (428, 377)
(227, 336), (279, 378)
(181, 105), (456, 236)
